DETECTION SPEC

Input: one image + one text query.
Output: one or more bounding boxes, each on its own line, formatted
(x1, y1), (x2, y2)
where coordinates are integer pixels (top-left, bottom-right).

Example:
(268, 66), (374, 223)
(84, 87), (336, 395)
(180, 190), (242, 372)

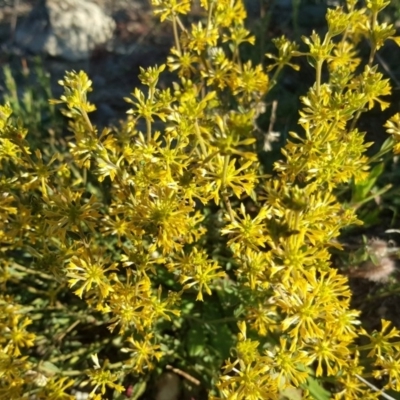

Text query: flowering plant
(1, 0), (400, 399)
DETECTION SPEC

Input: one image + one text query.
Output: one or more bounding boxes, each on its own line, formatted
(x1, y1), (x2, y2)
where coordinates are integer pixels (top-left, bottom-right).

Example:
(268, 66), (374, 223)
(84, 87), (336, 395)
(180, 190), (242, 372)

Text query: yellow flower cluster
(1, 0), (400, 398)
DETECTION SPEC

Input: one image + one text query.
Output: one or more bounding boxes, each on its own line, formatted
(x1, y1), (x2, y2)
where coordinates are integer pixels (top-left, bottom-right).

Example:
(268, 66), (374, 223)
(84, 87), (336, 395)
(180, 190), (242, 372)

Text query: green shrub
(1, 0), (400, 399)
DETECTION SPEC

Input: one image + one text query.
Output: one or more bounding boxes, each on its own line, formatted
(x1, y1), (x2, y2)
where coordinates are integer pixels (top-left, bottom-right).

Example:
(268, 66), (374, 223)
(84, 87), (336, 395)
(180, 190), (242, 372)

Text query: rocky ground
(0, 0), (175, 127)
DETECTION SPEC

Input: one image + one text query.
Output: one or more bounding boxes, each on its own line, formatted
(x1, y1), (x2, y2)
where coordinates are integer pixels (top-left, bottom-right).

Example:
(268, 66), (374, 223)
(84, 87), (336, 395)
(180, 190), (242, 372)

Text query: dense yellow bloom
(1, 314), (35, 357)
(309, 337), (350, 376)
(214, 0), (247, 27)
(67, 248), (118, 299)
(151, 0), (190, 21)
(206, 155), (258, 204)
(359, 319), (400, 358)
(124, 334), (163, 373)
(246, 303), (279, 335)
(222, 204), (270, 252)
(2, 0), (400, 399)
(167, 47), (199, 77)
(265, 338), (310, 386)
(170, 248), (226, 301)
(35, 376), (75, 400)
(42, 188), (102, 240)
(230, 62), (269, 104)
(188, 22), (219, 54)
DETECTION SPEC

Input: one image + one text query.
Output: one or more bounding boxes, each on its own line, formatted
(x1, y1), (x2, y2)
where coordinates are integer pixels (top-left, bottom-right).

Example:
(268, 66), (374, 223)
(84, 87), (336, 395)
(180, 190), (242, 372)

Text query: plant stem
(320, 119), (337, 144)
(355, 374), (397, 400)
(368, 12), (378, 66)
(172, 14), (181, 55)
(315, 60), (323, 97)
(146, 117), (152, 142)
(221, 155), (235, 221)
(206, 0), (214, 38)
(11, 262), (53, 280)
(349, 109), (361, 131)
(195, 120), (208, 157)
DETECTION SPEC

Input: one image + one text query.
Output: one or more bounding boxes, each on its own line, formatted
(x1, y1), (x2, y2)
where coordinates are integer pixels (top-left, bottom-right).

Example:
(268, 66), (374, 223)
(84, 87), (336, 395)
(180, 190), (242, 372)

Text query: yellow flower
(124, 334), (163, 374)
(265, 338), (311, 386)
(167, 47), (199, 77)
(67, 247), (118, 299)
(176, 248), (226, 301)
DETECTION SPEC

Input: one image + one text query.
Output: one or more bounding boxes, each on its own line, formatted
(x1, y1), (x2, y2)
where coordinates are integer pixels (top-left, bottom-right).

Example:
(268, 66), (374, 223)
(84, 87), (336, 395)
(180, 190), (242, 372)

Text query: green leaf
(186, 327), (207, 357)
(302, 375), (331, 400)
(351, 163), (384, 203)
(130, 381), (147, 400)
(38, 361), (60, 374)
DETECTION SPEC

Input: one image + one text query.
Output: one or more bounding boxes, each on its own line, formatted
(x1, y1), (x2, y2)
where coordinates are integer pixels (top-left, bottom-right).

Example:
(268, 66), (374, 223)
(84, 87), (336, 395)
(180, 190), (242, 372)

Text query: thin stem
(368, 44), (376, 66)
(267, 100), (278, 135)
(365, 286), (400, 302)
(292, 0), (300, 38)
(222, 192), (235, 222)
(234, 46), (243, 71)
(259, 0), (275, 66)
(55, 319), (81, 343)
(222, 154), (230, 190)
(185, 314), (239, 324)
(146, 85), (155, 142)
(195, 120), (208, 157)
(10, 262), (53, 280)
(166, 365), (200, 385)
(355, 374), (397, 400)
(356, 341), (400, 354)
(368, 137), (394, 164)
(320, 119), (338, 144)
(351, 183), (392, 210)
(199, 150), (220, 166)
(368, 12), (378, 66)
(349, 109), (361, 131)
(172, 14), (181, 55)
(52, 339), (109, 364)
(206, 1), (214, 37)
(146, 117), (152, 142)
(81, 109), (95, 135)
(268, 65), (283, 92)
(10, 0), (19, 43)
(82, 167), (87, 186)
(221, 155), (235, 221)
(315, 60), (323, 97)
(376, 52), (400, 89)
(176, 16), (186, 32)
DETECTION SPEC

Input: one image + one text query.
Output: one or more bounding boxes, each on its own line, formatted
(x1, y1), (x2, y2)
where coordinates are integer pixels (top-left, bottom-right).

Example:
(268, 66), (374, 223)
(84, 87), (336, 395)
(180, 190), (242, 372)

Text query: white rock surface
(15, 0), (115, 61)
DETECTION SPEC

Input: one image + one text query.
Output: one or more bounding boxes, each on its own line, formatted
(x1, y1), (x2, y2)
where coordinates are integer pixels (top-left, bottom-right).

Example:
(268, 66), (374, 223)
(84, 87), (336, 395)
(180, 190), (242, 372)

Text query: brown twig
(166, 365), (200, 386)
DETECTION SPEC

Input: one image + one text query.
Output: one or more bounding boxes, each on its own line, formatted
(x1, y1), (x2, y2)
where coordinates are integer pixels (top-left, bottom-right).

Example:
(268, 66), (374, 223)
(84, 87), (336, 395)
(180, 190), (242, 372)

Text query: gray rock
(15, 0), (115, 61)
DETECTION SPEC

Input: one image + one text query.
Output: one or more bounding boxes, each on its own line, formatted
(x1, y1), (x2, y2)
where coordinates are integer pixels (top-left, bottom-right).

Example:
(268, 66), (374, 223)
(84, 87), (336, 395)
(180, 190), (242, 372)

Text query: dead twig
(166, 365), (200, 386)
